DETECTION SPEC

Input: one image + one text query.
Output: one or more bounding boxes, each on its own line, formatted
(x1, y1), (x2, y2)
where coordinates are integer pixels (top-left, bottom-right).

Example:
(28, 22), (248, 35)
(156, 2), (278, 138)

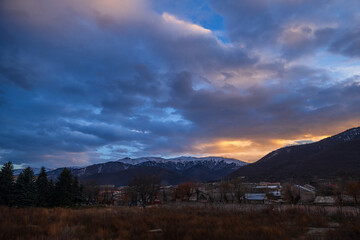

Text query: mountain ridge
(46, 156), (248, 185)
(230, 127), (360, 181)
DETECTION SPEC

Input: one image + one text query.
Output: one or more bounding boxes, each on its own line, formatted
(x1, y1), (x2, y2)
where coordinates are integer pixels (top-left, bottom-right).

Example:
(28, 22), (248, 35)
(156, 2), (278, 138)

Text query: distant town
(2, 162), (359, 208)
(91, 178), (360, 208)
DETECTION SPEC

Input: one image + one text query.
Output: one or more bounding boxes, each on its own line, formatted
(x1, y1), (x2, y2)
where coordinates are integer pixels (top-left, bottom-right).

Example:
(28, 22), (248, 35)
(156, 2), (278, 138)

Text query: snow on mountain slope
(324, 127), (360, 143)
(118, 156), (247, 167)
(47, 156), (248, 184)
(117, 157), (165, 165)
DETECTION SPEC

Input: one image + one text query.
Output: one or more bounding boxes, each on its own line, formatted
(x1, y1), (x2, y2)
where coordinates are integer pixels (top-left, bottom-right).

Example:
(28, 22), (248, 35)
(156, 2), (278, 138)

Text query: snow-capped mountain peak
(46, 156), (248, 185)
(117, 157), (165, 165)
(117, 156), (247, 167)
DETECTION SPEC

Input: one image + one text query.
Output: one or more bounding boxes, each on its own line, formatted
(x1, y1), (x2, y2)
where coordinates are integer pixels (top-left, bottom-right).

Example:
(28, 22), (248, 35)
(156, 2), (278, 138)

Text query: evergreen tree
(36, 167), (50, 207)
(14, 167), (37, 207)
(48, 179), (55, 207)
(72, 175), (84, 205)
(54, 168), (74, 206)
(0, 162), (15, 206)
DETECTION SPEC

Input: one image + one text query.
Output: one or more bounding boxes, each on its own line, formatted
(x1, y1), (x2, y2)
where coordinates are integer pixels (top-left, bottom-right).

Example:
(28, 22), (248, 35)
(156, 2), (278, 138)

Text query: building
(314, 196), (336, 205)
(244, 193), (267, 204)
(295, 185), (316, 203)
(253, 182), (282, 200)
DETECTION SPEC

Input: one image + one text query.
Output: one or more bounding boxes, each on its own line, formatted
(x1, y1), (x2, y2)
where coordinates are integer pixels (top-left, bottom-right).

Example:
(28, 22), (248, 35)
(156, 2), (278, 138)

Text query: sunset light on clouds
(0, 0), (360, 168)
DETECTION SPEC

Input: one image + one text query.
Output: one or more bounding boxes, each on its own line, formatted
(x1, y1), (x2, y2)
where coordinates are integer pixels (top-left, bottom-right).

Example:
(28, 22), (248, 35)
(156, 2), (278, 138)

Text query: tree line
(0, 162), (83, 207)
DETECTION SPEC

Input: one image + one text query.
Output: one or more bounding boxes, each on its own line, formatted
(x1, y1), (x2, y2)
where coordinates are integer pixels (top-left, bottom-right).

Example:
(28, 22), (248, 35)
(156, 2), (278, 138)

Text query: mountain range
(15, 127), (360, 184)
(230, 127), (360, 181)
(47, 156), (248, 186)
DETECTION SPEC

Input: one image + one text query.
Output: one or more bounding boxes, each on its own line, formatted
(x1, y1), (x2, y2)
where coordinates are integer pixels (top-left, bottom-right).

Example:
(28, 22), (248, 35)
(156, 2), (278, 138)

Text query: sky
(0, 0), (360, 168)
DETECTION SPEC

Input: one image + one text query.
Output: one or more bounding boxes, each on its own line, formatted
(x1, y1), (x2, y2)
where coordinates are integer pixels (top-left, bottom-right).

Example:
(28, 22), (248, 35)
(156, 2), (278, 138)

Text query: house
(244, 193), (267, 204)
(304, 184), (315, 191)
(268, 191), (281, 198)
(201, 184), (221, 202)
(258, 182), (281, 187)
(295, 185), (316, 203)
(314, 196), (336, 205)
(159, 185), (174, 203)
(342, 195), (356, 205)
(252, 183), (282, 200)
(254, 183), (281, 192)
(197, 194), (208, 203)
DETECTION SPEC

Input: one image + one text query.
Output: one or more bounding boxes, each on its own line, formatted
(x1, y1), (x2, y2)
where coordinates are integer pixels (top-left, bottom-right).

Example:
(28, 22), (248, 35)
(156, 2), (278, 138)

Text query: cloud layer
(0, 0), (359, 167)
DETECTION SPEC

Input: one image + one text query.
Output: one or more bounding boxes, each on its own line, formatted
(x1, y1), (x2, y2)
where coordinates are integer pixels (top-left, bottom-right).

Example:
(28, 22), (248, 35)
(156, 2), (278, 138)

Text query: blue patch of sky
(311, 49), (360, 82)
(96, 144), (141, 161)
(150, 0), (229, 43)
(150, 107), (191, 124)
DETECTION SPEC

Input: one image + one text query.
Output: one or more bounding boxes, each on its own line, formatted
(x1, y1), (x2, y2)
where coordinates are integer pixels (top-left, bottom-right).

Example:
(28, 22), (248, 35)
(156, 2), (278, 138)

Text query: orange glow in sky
(192, 134), (331, 163)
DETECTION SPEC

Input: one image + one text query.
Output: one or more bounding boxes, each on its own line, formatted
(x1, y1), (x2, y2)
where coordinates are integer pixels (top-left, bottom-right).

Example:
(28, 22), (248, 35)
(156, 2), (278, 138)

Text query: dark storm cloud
(210, 0), (359, 59)
(166, 68), (360, 141)
(0, 64), (35, 90)
(329, 30), (360, 58)
(280, 27), (336, 60)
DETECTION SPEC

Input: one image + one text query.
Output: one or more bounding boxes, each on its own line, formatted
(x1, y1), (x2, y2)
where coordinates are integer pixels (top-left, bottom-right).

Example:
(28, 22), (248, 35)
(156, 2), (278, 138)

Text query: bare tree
(123, 186), (137, 206)
(283, 183), (300, 204)
(231, 178), (244, 204)
(333, 181), (345, 206)
(99, 186), (115, 205)
(173, 182), (195, 201)
(81, 181), (100, 205)
(346, 181), (360, 205)
(220, 181), (230, 203)
(129, 174), (160, 208)
(207, 189), (215, 203)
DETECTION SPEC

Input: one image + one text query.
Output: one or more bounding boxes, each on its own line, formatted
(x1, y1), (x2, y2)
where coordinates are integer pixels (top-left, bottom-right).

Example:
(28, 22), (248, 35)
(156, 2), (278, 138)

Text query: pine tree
(54, 168), (74, 206)
(14, 167), (37, 207)
(48, 179), (55, 207)
(36, 167), (50, 207)
(72, 175), (84, 205)
(0, 162), (15, 206)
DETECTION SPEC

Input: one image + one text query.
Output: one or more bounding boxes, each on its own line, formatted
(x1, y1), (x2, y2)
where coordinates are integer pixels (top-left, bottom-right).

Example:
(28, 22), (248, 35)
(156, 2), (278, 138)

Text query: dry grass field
(0, 205), (359, 240)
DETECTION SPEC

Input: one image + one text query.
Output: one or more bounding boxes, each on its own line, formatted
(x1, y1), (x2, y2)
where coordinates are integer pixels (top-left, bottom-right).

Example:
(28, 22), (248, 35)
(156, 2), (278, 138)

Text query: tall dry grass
(0, 206), (358, 240)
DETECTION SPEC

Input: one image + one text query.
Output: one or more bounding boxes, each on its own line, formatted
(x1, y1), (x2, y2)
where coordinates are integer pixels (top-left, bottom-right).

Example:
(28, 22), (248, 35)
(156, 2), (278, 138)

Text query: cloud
(163, 69), (360, 160)
(161, 12), (211, 36)
(278, 24), (336, 59)
(210, 0), (359, 60)
(0, 0), (359, 167)
(0, 64), (35, 90)
(329, 30), (360, 58)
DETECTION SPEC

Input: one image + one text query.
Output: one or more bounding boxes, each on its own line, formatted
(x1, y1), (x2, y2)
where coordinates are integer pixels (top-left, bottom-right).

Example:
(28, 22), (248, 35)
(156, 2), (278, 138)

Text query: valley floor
(0, 204), (359, 240)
